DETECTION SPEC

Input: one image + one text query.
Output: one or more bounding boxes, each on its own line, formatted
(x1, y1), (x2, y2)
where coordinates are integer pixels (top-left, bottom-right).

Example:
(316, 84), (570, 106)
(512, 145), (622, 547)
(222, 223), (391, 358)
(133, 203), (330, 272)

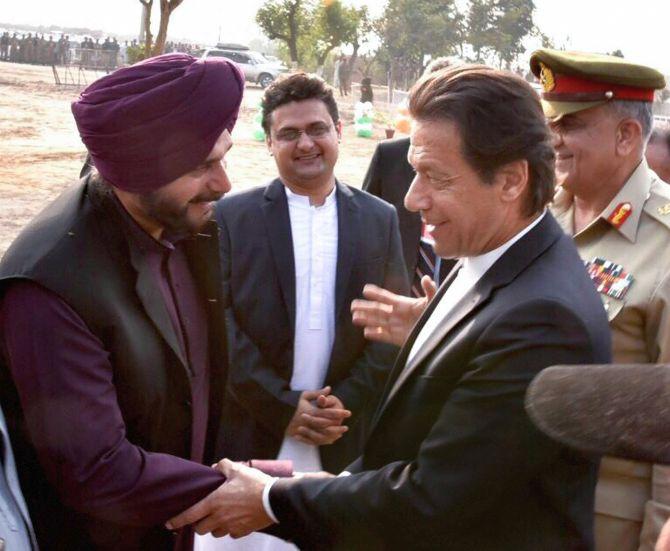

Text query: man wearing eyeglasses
(200, 73), (408, 549)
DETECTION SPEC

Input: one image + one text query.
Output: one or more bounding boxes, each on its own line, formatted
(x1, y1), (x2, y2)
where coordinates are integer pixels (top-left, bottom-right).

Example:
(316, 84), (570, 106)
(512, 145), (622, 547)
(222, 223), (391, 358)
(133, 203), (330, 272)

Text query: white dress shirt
(408, 211), (546, 364)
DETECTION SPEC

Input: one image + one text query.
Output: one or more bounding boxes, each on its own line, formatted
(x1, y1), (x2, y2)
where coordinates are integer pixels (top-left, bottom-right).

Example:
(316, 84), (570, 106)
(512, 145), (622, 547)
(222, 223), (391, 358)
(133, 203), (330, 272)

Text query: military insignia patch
(584, 257), (634, 300)
(607, 202), (632, 228)
(658, 203), (670, 216)
(539, 62), (555, 92)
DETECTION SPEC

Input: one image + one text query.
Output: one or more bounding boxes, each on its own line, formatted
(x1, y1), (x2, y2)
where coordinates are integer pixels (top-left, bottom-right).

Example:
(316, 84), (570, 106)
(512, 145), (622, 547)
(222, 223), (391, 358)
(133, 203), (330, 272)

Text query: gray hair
(608, 100), (653, 143)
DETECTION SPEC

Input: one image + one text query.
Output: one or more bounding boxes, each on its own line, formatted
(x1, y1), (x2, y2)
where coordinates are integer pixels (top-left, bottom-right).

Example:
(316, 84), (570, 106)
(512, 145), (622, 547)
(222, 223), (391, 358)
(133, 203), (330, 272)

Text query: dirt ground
(0, 61), (394, 257)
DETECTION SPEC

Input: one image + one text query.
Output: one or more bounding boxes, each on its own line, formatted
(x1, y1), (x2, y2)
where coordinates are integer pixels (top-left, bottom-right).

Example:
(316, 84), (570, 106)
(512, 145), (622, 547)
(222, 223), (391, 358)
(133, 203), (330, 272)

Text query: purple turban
(71, 53), (244, 193)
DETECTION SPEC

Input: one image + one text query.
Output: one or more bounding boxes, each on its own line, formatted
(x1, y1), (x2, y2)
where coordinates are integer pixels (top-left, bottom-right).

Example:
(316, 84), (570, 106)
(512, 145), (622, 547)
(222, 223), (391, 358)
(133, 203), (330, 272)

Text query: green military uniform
(552, 161), (670, 550)
(532, 49), (669, 551)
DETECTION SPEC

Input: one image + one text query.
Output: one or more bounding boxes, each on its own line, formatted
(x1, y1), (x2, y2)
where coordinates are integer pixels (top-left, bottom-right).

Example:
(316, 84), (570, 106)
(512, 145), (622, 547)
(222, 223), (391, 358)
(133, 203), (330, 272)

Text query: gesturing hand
(351, 278), (436, 347)
(166, 459), (272, 539)
(285, 385), (351, 446)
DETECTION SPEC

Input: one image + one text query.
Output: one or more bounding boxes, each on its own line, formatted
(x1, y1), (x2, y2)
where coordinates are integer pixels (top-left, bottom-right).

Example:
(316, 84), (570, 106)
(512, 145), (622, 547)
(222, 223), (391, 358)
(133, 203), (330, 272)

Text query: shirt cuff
(262, 477), (279, 524)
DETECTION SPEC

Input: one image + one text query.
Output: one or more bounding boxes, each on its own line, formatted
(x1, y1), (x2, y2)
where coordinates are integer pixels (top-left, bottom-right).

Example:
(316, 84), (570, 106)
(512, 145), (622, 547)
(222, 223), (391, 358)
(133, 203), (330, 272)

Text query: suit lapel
(261, 179), (297, 329)
(128, 241), (189, 369)
(371, 212), (564, 426)
(334, 181), (357, 322)
(369, 261), (462, 427)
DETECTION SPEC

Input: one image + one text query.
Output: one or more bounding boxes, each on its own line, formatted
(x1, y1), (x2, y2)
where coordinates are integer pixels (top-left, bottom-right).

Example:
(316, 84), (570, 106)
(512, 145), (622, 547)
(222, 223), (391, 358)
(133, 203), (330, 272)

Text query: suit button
(184, 399), (192, 407)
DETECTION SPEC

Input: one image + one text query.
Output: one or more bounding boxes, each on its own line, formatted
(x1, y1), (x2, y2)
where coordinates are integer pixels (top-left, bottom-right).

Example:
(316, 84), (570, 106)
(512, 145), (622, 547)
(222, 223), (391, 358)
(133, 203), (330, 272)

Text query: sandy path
(0, 61), (392, 256)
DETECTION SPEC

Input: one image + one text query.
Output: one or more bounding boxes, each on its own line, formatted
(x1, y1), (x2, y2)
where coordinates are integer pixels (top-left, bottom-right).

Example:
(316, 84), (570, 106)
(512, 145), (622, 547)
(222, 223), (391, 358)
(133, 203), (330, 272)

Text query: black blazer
(269, 212), (612, 550)
(215, 179), (408, 473)
(362, 137), (455, 283)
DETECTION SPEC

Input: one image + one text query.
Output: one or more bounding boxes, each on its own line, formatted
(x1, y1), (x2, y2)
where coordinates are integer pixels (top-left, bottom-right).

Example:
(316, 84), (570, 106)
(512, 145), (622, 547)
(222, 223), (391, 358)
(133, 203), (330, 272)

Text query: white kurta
(196, 186), (339, 551)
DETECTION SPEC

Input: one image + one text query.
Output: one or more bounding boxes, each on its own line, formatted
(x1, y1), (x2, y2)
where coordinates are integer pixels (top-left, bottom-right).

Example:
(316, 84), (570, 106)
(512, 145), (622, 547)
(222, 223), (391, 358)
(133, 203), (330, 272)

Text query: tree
(465, 0), (536, 67)
(137, 0), (185, 57)
(492, 0), (535, 67)
(377, 0), (463, 89)
(256, 0), (313, 64)
(139, 0), (153, 57)
(153, 0), (185, 55)
(309, 0), (361, 68)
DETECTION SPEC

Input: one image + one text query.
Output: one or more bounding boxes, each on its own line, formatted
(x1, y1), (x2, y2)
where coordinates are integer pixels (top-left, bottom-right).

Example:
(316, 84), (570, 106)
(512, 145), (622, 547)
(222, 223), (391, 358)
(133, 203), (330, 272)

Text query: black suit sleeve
(330, 207), (409, 423)
(217, 207), (300, 438)
(361, 143), (382, 196)
(270, 299), (599, 549)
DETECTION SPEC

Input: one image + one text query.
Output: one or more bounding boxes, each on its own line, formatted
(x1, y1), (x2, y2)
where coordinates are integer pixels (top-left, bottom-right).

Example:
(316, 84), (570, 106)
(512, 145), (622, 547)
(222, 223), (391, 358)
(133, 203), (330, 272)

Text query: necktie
(411, 233), (441, 297)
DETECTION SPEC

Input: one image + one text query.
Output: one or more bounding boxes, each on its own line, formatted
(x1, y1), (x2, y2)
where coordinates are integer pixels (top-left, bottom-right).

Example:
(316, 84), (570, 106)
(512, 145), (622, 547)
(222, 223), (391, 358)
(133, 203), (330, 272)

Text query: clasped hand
(285, 385), (351, 445)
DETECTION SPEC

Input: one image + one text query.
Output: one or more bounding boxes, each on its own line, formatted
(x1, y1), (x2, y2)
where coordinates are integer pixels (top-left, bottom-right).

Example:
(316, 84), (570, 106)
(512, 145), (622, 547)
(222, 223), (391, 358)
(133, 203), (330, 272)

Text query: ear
(266, 134), (273, 153)
(615, 118), (643, 157)
(335, 120), (343, 140)
(495, 159), (529, 204)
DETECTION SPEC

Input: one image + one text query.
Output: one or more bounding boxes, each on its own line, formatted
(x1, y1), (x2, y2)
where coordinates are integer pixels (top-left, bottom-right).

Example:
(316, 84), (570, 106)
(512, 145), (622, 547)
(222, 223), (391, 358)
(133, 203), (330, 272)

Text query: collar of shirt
(460, 209), (547, 285)
(552, 159), (650, 243)
(284, 183), (337, 211)
(406, 210), (546, 365)
(111, 192), (177, 253)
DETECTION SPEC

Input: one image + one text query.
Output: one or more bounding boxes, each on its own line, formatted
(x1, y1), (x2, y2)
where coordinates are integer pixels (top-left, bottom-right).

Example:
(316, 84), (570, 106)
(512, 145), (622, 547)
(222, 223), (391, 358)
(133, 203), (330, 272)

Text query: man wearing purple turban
(0, 53), (244, 550)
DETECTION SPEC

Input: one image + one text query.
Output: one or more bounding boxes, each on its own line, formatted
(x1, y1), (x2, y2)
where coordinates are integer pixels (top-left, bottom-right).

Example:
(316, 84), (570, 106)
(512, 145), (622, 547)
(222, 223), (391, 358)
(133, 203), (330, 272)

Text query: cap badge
(539, 62), (555, 92)
(607, 202), (632, 228)
(658, 203), (670, 216)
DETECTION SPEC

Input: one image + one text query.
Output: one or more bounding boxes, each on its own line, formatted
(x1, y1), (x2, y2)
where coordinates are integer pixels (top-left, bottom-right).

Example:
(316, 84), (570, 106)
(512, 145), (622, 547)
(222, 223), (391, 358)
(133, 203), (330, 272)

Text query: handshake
(166, 385), (346, 539)
(166, 457), (332, 539)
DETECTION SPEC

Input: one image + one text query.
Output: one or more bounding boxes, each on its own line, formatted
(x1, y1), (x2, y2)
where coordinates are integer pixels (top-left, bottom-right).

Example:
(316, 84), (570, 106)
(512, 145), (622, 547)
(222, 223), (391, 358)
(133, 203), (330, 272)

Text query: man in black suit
(169, 65), (611, 550)
(212, 72), (408, 480)
(363, 57), (458, 296)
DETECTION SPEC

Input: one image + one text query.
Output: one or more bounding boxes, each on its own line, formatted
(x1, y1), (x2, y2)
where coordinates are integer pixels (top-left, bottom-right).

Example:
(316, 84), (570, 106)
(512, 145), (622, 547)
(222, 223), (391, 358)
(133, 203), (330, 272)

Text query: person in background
(646, 123), (670, 183)
(198, 72), (407, 551)
(0, 403), (37, 550)
(529, 48), (670, 551)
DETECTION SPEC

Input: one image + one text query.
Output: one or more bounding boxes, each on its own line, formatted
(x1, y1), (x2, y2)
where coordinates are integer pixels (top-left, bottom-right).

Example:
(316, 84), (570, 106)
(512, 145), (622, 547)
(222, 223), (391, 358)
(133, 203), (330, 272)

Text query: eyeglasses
(273, 123), (334, 142)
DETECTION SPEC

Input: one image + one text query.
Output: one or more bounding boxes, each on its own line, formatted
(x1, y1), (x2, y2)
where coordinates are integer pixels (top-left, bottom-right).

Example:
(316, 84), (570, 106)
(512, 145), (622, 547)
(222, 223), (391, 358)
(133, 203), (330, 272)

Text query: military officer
(530, 49), (670, 551)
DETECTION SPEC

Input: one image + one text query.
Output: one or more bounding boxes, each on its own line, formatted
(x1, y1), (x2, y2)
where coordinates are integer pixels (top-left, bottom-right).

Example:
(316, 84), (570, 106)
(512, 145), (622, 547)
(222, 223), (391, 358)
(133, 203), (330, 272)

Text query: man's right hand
(285, 386), (351, 446)
(351, 277), (436, 347)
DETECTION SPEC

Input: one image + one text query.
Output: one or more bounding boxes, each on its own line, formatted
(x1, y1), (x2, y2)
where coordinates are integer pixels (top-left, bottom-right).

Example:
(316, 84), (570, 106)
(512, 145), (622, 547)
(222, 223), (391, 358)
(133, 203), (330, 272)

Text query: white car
(201, 48), (288, 88)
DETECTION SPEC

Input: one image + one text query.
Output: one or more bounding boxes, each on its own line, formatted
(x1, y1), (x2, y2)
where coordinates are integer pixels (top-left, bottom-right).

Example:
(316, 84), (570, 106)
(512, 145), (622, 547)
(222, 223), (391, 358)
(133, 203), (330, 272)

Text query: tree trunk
(152, 0), (184, 56)
(288, 1), (300, 63)
(140, 0), (153, 57)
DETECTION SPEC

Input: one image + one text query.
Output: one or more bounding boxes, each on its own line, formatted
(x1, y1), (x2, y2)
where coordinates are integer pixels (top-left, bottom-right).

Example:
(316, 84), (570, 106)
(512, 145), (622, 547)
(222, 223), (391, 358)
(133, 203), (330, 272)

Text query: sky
(3, 0), (669, 73)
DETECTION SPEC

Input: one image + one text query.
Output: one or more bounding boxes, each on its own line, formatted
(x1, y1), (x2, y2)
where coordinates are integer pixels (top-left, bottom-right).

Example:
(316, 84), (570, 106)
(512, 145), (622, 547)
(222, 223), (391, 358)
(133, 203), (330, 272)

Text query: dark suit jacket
(269, 212), (612, 550)
(215, 179), (409, 473)
(362, 137), (455, 283)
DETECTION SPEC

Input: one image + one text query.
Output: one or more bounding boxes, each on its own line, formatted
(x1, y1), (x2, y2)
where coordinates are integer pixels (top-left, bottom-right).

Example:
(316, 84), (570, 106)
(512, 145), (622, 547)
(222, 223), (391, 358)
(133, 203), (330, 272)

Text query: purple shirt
(0, 200), (224, 543)
(116, 198), (211, 463)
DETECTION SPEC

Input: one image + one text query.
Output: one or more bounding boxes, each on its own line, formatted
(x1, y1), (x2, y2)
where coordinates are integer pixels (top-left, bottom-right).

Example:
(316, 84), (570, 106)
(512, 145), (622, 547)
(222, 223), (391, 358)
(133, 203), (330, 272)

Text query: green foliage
(127, 44), (148, 65)
(466, 0), (535, 66)
(374, 0), (538, 88)
(376, 0), (463, 88)
(309, 1), (363, 66)
(256, 0), (368, 69)
(255, 0), (314, 63)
